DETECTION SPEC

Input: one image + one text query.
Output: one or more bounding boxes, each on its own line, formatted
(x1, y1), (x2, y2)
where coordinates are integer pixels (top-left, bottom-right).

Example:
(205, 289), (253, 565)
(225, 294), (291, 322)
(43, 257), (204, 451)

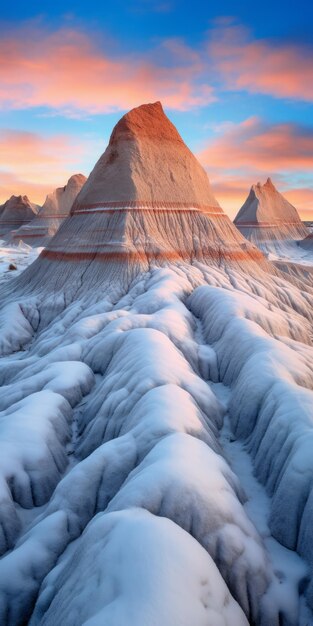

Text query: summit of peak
(109, 101), (185, 146)
(264, 177), (276, 190)
(251, 178), (276, 197)
(72, 101), (220, 211)
(7, 194), (31, 206)
(64, 174), (87, 192)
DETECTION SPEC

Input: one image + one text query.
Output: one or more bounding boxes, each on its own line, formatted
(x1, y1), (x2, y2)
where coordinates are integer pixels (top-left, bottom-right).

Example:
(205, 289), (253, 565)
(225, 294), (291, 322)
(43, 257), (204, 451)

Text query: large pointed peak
(109, 101), (184, 147)
(11, 102), (266, 289)
(72, 101), (221, 212)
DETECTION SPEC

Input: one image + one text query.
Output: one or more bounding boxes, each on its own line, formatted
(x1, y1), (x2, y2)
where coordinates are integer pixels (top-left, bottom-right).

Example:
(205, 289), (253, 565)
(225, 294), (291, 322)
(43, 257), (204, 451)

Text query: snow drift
(0, 103), (312, 625)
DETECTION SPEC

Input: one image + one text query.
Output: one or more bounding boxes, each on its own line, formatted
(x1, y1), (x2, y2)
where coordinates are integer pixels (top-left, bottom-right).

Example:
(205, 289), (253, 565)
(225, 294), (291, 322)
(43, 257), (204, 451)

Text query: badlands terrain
(0, 102), (313, 625)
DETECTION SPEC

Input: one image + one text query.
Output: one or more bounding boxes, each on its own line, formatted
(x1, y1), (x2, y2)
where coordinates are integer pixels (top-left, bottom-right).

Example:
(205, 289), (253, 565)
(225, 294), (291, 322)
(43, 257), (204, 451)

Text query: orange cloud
(210, 23), (313, 101)
(198, 117), (313, 218)
(1, 21), (312, 118)
(0, 129), (103, 204)
(284, 188), (313, 220)
(0, 27), (215, 116)
(0, 130), (77, 170)
(199, 117), (313, 174)
(0, 171), (56, 206)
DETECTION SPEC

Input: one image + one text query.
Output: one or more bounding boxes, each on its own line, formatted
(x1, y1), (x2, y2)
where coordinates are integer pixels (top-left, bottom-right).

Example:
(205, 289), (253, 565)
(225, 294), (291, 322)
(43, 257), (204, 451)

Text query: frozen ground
(249, 238), (313, 266)
(268, 246), (313, 266)
(0, 241), (43, 284)
(0, 245), (312, 624)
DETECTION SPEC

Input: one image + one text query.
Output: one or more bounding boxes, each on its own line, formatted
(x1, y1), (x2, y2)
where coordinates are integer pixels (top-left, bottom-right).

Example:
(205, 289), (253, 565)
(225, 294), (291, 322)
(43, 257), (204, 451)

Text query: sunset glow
(0, 2), (312, 217)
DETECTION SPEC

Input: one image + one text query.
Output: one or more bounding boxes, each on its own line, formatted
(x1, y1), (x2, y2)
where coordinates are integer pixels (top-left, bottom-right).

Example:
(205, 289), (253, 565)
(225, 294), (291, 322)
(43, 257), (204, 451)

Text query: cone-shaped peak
(234, 178), (308, 244)
(234, 178), (303, 226)
(72, 101), (221, 213)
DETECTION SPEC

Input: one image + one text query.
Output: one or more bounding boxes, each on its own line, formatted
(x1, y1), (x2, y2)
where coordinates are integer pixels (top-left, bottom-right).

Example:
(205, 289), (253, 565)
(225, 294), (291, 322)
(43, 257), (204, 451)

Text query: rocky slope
(0, 103), (312, 625)
(12, 174), (86, 246)
(234, 178), (309, 256)
(0, 195), (39, 240)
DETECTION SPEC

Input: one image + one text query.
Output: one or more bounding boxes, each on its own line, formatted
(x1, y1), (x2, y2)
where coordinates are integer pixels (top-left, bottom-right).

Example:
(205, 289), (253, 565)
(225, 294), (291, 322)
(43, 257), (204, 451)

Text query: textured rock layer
(0, 196), (39, 239)
(234, 178), (309, 247)
(12, 175), (86, 246)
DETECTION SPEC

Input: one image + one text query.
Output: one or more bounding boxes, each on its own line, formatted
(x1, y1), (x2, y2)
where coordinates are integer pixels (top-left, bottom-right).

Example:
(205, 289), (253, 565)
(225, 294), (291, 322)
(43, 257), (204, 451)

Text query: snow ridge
(0, 263), (311, 624)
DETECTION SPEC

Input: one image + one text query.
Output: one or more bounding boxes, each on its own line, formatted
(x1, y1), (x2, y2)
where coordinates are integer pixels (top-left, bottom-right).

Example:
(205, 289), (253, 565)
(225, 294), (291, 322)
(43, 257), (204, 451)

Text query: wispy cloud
(0, 171), (57, 206)
(0, 27), (215, 117)
(209, 22), (313, 102)
(1, 20), (312, 119)
(1, 19), (313, 215)
(198, 117), (313, 217)
(198, 117), (313, 173)
(0, 129), (102, 204)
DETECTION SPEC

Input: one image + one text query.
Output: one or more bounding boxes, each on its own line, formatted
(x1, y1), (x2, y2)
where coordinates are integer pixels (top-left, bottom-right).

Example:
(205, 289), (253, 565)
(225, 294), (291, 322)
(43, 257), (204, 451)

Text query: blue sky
(0, 0), (312, 216)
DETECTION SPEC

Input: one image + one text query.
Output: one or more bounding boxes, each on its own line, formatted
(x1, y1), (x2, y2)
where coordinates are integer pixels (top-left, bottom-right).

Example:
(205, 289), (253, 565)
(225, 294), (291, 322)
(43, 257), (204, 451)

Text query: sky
(0, 0), (313, 218)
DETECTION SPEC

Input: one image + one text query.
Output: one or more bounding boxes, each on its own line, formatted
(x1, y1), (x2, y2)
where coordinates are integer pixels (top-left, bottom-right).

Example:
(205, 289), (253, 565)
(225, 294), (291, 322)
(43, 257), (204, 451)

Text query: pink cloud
(0, 129), (101, 204)
(198, 117), (313, 218)
(284, 188), (313, 219)
(198, 117), (313, 173)
(0, 171), (56, 206)
(0, 27), (215, 116)
(210, 23), (313, 101)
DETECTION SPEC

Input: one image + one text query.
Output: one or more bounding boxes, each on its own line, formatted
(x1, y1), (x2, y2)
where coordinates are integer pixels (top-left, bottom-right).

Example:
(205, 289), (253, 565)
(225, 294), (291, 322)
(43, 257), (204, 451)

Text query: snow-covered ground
(254, 238), (313, 266)
(0, 241), (43, 284)
(0, 245), (312, 624)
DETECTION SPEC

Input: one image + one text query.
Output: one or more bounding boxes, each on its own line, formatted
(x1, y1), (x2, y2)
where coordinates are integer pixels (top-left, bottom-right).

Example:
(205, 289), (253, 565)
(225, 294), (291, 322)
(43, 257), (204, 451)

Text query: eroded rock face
(0, 196), (39, 240)
(10, 102), (265, 298)
(0, 103), (312, 626)
(72, 100), (222, 210)
(11, 174), (86, 246)
(234, 178), (309, 253)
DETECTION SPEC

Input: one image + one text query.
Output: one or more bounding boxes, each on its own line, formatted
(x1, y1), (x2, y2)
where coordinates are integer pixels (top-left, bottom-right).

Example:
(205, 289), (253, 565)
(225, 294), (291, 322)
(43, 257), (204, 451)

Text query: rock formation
(12, 102), (266, 297)
(234, 178), (309, 253)
(0, 195), (39, 240)
(0, 104), (313, 626)
(12, 174), (86, 246)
